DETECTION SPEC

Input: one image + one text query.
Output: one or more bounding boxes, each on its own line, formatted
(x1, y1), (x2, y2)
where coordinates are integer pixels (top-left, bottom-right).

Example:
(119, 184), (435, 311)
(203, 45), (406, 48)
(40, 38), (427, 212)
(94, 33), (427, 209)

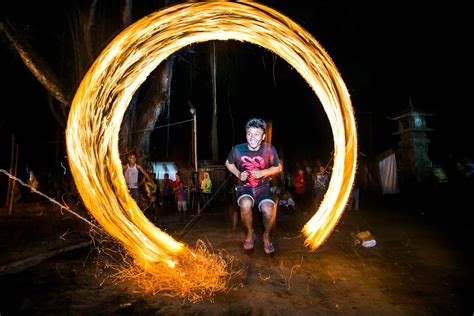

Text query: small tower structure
(390, 98), (433, 185)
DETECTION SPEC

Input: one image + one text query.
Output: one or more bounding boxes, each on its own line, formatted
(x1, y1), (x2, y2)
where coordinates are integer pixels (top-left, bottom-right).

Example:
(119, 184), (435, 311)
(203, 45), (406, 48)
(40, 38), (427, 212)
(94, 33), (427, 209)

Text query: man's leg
(260, 201), (276, 246)
(239, 197), (254, 241)
(130, 188), (139, 201)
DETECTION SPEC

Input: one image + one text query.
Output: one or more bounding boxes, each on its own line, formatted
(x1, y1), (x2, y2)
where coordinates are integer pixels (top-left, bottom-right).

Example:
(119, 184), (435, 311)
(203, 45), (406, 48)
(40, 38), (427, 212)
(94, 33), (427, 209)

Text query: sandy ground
(0, 187), (472, 315)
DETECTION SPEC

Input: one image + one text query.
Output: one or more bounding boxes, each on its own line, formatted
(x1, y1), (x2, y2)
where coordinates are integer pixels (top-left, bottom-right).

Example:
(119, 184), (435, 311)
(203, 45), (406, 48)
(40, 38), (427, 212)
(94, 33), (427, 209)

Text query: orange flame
(65, 0), (357, 290)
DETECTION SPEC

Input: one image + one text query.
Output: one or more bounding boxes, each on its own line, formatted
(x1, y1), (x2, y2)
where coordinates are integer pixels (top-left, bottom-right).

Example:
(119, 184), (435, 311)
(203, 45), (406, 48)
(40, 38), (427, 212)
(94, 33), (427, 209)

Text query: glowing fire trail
(65, 0), (357, 288)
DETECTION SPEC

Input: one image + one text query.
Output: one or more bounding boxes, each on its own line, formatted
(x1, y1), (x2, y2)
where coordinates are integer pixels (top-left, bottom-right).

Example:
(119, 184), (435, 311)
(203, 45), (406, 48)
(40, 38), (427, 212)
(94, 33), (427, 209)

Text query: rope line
(131, 118), (193, 134)
(34, 118), (194, 144)
(0, 169), (99, 229)
(177, 174), (233, 240)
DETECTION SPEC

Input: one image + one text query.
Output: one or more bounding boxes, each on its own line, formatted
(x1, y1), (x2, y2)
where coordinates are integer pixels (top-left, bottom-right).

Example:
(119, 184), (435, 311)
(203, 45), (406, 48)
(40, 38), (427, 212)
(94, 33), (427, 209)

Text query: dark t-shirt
(162, 179), (173, 196)
(226, 143), (280, 188)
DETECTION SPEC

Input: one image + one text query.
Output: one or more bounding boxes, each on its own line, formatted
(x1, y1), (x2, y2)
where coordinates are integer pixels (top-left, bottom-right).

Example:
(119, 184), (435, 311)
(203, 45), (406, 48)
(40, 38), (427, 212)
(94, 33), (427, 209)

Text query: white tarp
(378, 153), (398, 195)
(151, 161), (178, 180)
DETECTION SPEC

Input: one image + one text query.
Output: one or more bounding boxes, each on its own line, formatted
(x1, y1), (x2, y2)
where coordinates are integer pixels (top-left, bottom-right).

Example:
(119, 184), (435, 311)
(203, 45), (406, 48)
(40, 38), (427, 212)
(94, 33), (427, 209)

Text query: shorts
(128, 187), (139, 201)
(177, 200), (187, 212)
(235, 184), (275, 211)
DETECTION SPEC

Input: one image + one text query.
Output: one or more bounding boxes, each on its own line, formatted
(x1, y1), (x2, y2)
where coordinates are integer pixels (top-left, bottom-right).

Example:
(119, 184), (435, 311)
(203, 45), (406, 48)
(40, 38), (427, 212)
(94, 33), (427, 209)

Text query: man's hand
(250, 169), (265, 179)
(240, 171), (249, 181)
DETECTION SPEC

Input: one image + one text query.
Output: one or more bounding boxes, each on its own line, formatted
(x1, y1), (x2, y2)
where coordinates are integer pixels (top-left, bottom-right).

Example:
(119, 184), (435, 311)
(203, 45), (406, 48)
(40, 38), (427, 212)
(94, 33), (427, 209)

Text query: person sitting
(279, 190), (295, 213)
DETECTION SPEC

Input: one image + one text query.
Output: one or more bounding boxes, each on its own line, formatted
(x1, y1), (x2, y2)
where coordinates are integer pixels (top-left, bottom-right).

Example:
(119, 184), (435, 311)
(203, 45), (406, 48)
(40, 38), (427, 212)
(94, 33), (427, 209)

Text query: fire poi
(65, 1), (357, 301)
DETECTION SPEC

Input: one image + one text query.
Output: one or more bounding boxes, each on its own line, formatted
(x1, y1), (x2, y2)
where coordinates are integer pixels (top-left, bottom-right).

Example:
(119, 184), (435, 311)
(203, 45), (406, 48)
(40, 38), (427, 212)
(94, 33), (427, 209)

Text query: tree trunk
(118, 57), (175, 167)
(2, 1), (177, 168)
(0, 22), (69, 127)
(211, 42), (219, 161)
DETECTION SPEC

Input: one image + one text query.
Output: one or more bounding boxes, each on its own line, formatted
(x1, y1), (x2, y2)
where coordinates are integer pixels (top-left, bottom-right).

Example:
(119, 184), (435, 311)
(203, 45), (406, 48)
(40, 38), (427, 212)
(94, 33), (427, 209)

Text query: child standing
(176, 182), (187, 214)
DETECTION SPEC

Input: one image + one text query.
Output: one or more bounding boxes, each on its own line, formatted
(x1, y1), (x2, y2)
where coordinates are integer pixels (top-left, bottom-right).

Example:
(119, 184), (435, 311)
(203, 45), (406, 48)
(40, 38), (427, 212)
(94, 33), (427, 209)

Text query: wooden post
(8, 141), (19, 215)
(5, 135), (14, 209)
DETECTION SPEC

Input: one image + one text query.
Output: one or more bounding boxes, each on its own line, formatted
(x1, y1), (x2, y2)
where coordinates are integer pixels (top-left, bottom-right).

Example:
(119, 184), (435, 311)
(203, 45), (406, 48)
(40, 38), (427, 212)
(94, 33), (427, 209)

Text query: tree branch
(0, 21), (70, 107)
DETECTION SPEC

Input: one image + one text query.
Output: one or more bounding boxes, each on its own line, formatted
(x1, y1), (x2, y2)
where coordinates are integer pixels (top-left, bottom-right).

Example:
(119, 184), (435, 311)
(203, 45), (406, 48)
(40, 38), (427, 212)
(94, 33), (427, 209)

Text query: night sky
(1, 1), (471, 180)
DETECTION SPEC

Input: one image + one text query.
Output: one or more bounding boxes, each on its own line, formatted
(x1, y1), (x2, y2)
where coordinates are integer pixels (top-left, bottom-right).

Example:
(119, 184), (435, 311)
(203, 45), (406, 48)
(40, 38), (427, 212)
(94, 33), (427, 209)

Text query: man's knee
(239, 197), (253, 213)
(260, 202), (275, 218)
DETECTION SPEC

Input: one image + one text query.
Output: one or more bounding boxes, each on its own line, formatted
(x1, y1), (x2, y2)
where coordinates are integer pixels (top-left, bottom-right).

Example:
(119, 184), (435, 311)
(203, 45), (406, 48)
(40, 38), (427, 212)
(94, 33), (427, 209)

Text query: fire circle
(66, 2), (357, 269)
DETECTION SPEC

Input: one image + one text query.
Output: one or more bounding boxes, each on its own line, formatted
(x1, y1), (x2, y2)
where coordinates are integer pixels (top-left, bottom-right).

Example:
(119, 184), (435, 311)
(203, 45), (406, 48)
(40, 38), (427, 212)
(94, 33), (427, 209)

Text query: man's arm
(250, 163), (282, 179)
(251, 146), (283, 179)
(225, 160), (248, 181)
(137, 165), (152, 184)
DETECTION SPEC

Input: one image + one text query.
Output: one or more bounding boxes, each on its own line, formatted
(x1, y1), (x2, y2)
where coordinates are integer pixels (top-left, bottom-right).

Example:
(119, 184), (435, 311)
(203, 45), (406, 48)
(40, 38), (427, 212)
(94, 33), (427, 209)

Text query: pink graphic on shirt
(241, 156), (265, 187)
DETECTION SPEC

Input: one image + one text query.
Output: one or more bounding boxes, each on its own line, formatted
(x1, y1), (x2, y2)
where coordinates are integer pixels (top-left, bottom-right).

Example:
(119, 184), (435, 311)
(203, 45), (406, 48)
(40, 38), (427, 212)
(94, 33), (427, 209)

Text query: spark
(109, 240), (238, 302)
(65, 1), (356, 297)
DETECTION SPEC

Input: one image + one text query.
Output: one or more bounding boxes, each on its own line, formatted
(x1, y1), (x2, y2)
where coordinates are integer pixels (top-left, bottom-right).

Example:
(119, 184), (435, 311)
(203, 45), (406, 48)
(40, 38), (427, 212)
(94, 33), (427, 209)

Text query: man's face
(246, 127), (265, 151)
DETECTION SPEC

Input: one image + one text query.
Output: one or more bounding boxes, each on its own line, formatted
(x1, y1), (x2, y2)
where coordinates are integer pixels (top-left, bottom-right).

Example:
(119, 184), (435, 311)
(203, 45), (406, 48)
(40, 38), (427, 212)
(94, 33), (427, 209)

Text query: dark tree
(0, 0), (180, 168)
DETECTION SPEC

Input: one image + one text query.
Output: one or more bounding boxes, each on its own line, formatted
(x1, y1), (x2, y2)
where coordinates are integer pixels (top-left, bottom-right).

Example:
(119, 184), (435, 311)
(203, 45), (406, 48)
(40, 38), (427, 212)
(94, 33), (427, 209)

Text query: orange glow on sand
(65, 1), (357, 299)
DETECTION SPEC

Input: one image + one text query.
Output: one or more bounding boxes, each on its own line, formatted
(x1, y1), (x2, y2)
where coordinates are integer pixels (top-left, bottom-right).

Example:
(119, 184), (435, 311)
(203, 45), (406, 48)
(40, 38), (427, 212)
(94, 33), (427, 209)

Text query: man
(161, 173), (174, 210)
(123, 152), (150, 201)
(225, 118), (282, 255)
